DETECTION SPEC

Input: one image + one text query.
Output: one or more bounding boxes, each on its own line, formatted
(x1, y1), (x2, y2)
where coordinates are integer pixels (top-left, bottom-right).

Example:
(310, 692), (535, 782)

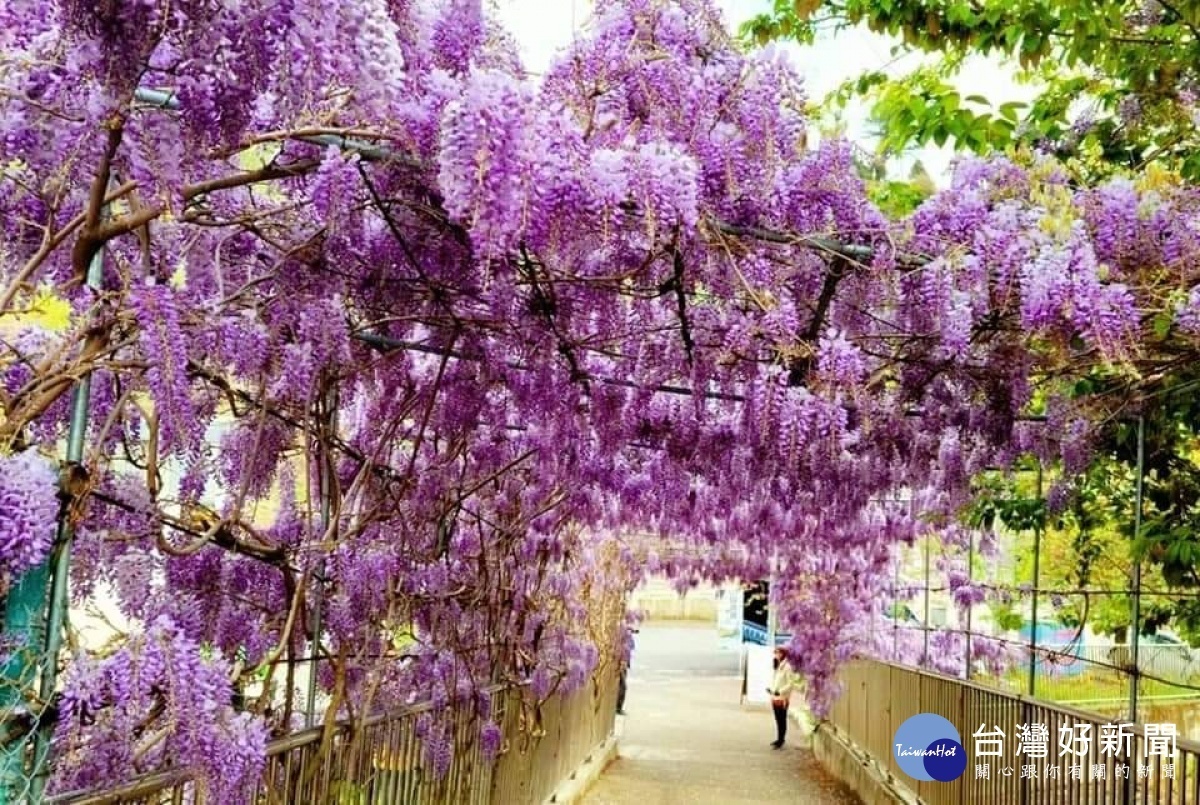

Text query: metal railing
(46, 665), (619, 805)
(827, 659), (1200, 804)
(490, 666), (619, 803)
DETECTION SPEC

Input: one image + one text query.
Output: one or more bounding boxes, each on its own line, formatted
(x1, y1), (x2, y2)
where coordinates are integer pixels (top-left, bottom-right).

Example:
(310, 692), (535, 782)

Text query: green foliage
(847, 68), (1019, 155)
(1169, 599), (1200, 646)
(966, 490), (1045, 533)
(965, 466), (1046, 532)
(867, 178), (931, 216)
(978, 367), (1200, 642)
(744, 0), (1200, 180)
(989, 601), (1024, 632)
(964, 459), (1183, 641)
(1059, 366), (1200, 584)
(392, 626), (417, 651)
(852, 150), (934, 217)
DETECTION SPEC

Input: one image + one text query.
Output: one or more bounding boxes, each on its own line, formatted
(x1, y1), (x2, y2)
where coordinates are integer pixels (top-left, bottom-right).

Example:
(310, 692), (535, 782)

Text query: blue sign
(893, 713), (967, 782)
(741, 621), (791, 646)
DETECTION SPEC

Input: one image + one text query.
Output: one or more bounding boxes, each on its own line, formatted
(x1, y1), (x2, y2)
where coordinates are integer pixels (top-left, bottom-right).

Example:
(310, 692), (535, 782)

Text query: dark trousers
(616, 670), (627, 713)
(772, 702), (788, 743)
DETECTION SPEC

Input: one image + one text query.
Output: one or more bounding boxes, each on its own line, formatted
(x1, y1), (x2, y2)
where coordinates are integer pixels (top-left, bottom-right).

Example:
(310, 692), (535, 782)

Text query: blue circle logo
(893, 713), (967, 782)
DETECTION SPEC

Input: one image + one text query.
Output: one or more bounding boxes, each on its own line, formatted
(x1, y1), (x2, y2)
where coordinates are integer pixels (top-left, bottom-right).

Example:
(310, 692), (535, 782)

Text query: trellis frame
(0, 75), (1184, 804)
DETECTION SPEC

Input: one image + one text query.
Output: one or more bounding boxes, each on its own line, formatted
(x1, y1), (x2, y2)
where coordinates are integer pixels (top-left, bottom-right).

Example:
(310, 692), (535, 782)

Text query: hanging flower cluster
(0, 450), (59, 593)
(52, 616), (269, 800)
(3, 0), (1200, 797)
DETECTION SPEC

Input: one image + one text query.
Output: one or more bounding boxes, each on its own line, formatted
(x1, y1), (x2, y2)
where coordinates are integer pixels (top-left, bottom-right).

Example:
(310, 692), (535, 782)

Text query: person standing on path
(616, 628), (638, 716)
(769, 646), (797, 749)
(616, 665), (627, 715)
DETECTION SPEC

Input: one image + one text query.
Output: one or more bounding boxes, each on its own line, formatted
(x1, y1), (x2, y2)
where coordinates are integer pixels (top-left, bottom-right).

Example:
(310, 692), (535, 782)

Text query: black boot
(772, 703), (788, 748)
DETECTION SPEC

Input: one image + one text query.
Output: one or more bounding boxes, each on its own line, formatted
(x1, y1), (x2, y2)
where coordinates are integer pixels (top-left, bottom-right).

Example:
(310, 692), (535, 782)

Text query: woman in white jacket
(769, 647), (798, 749)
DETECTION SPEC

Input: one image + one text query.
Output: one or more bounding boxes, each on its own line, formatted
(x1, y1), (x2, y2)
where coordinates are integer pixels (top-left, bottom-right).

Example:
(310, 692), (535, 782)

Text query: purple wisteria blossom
(0, 450), (58, 592)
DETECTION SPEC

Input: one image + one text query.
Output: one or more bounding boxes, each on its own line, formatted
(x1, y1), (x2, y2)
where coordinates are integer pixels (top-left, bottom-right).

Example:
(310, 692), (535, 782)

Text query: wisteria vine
(3, 0), (1200, 797)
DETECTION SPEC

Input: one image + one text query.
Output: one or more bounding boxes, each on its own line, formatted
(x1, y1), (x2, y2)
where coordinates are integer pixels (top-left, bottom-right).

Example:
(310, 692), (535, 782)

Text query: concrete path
(581, 623), (861, 805)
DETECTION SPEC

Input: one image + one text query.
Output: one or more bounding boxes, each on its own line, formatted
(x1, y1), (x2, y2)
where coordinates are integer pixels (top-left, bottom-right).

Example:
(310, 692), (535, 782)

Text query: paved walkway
(582, 623), (861, 805)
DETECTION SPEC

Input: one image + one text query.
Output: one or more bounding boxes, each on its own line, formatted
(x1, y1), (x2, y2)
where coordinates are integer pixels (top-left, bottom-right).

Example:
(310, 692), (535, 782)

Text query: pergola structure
(3, 1), (1200, 802)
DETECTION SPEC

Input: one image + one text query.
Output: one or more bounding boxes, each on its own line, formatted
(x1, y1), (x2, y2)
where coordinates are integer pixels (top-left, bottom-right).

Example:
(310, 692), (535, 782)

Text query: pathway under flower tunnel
(581, 622), (861, 804)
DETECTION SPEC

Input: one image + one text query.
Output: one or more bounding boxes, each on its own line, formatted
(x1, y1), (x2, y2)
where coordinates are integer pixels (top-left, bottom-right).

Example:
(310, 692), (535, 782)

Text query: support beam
(1129, 415), (1145, 723)
(965, 528), (974, 680)
(1122, 415), (1146, 804)
(922, 534), (931, 666)
(1027, 462), (1043, 698)
(305, 385), (337, 728)
(0, 244), (105, 803)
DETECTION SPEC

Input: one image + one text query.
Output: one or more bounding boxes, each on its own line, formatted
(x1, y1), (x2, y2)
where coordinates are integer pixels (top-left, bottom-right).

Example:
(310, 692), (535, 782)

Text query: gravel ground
(581, 623), (862, 805)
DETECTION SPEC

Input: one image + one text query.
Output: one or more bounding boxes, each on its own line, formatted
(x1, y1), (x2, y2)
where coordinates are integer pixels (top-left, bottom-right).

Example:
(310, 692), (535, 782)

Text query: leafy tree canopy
(745, 0), (1200, 180)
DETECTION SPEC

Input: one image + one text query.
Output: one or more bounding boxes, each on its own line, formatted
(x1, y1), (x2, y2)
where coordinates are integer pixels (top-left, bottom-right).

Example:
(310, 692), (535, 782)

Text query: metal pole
(0, 246), (105, 803)
(767, 551), (778, 649)
(965, 528), (974, 680)
(892, 543), (899, 660)
(1122, 415), (1146, 804)
(1129, 415), (1145, 724)
(1028, 462), (1043, 698)
(305, 386), (337, 728)
(922, 535), (931, 667)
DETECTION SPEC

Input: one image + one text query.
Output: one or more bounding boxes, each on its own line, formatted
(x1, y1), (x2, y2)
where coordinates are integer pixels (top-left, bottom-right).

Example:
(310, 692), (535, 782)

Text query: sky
(494, 0), (1037, 185)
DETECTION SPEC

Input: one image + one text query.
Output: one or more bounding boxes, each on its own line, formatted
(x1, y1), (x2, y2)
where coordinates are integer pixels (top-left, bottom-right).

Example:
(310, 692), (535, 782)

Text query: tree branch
(669, 247), (695, 365)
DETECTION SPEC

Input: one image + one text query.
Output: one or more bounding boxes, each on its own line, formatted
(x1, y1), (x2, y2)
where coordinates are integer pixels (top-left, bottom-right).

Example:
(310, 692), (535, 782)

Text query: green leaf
(1153, 311), (1174, 340)
(998, 101), (1026, 122)
(989, 119), (1015, 141)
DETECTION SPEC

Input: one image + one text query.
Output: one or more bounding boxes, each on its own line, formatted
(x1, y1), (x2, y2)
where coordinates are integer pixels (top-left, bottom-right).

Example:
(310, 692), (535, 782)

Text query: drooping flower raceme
(51, 616), (268, 800)
(3, 0), (1200, 795)
(1177, 285), (1200, 335)
(0, 450), (59, 593)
